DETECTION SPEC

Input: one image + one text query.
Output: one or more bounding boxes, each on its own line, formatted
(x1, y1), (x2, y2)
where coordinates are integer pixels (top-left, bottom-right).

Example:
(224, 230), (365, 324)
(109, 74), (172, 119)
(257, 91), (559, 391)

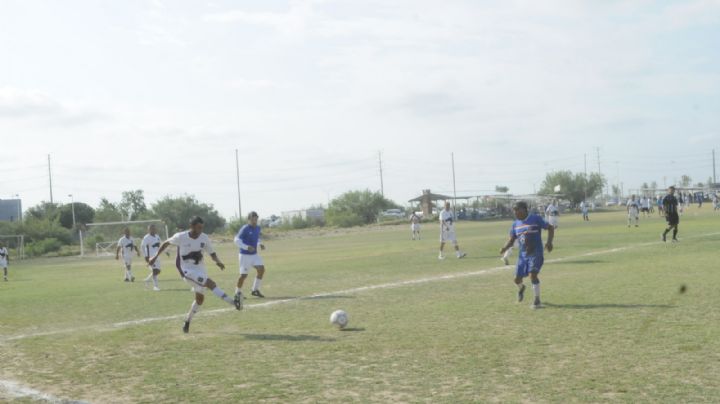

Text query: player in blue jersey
(234, 211), (267, 300)
(500, 201), (555, 309)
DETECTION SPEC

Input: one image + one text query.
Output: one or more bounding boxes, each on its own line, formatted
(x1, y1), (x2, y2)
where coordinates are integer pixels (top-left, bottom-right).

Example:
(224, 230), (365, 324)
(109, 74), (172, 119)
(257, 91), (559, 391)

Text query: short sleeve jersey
(510, 214), (549, 258)
(141, 234), (163, 258)
(167, 231), (215, 271)
(117, 236), (135, 258)
(627, 199), (640, 210)
(663, 195), (679, 215)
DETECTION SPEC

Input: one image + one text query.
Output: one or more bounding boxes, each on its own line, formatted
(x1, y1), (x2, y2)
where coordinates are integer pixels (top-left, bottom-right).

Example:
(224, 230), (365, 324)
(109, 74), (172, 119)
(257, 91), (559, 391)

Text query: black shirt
(663, 194), (679, 215)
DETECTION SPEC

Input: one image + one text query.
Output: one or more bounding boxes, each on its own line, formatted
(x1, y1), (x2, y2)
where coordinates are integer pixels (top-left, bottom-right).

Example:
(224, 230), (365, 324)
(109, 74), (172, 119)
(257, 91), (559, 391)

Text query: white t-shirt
(167, 231), (215, 272)
(141, 233), (162, 258)
(0, 247), (7, 265)
(545, 204), (559, 216)
(117, 236), (136, 259)
(627, 199), (640, 210)
(439, 209), (455, 232)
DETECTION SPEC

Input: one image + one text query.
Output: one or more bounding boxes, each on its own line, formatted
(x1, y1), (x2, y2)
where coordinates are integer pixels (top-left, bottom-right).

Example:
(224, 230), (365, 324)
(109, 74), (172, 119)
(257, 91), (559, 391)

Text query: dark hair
(513, 201), (529, 211)
(189, 216), (204, 226)
(247, 211), (259, 220)
(669, 186), (676, 190)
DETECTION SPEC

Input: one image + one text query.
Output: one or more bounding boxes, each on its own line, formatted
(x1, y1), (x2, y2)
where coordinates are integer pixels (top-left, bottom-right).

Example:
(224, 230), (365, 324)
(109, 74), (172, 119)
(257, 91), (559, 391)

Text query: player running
(234, 211), (267, 300)
(438, 201), (466, 260)
(500, 201), (555, 309)
(545, 199), (560, 229)
(410, 212), (421, 240)
(0, 241), (8, 281)
(627, 195), (640, 228)
(141, 224), (163, 291)
(661, 186), (680, 243)
(115, 227), (140, 282)
(149, 216), (241, 334)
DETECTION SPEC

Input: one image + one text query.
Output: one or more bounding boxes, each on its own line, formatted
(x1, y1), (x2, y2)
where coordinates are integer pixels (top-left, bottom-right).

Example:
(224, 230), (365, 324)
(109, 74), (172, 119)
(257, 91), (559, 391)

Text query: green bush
(26, 238), (64, 256)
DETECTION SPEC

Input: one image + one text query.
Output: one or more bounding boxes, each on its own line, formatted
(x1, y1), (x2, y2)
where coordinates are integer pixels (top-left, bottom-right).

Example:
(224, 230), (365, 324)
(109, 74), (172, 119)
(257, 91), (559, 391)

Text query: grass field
(1, 208), (720, 403)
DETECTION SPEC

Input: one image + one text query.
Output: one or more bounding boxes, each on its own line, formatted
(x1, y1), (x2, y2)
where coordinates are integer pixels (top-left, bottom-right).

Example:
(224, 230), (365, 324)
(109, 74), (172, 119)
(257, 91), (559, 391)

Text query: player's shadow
(543, 302), (676, 310)
(553, 259), (606, 265)
(240, 333), (336, 342)
(340, 327), (365, 332)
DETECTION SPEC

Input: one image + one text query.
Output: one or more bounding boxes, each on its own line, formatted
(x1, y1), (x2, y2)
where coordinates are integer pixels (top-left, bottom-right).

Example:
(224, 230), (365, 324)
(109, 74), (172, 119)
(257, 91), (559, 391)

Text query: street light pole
(68, 194), (77, 229)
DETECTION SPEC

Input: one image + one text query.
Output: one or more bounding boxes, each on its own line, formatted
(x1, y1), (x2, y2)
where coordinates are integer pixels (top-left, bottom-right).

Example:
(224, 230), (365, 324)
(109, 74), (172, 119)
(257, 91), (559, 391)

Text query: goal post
(0, 235), (25, 260)
(82, 220), (169, 258)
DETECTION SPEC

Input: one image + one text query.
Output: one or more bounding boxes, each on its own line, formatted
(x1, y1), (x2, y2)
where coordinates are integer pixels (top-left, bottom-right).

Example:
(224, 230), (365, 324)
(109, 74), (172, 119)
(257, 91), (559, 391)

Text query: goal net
(82, 220), (169, 258)
(0, 235), (25, 260)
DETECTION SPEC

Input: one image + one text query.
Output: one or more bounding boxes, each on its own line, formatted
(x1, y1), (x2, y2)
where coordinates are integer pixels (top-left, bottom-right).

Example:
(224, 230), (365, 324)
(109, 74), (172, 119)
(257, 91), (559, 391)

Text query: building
(408, 190), (453, 217)
(281, 208), (325, 222)
(0, 199), (22, 222)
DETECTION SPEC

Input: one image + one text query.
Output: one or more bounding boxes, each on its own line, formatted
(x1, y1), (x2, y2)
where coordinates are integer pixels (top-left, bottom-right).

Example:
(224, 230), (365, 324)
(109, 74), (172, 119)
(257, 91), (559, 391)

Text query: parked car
(380, 209), (405, 220)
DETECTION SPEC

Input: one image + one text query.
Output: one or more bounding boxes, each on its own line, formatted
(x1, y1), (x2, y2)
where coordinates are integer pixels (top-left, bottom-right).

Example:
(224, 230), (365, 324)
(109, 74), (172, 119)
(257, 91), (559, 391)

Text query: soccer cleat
(517, 284), (526, 303)
(438, 254), (445, 260)
(124, 278), (130, 282)
(3, 277), (7, 282)
(153, 286), (161, 291)
(251, 290), (265, 298)
(233, 291), (244, 311)
(661, 233), (667, 242)
(531, 297), (542, 309)
(131, 276), (135, 282)
(457, 252), (467, 259)
(502, 257), (509, 266)
(182, 321), (190, 334)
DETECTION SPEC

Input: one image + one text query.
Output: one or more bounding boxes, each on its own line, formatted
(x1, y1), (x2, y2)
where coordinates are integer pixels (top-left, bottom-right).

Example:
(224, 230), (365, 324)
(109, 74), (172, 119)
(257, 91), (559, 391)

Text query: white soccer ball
(330, 310), (349, 329)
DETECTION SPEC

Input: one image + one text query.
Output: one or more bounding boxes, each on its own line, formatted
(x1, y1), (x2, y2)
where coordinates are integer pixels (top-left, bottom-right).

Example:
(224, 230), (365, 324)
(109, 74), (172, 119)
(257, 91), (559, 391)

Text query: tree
(538, 171), (605, 205)
(95, 198), (123, 223)
(611, 185), (621, 197)
(26, 202), (60, 221)
(650, 181), (658, 191)
(495, 185), (509, 193)
(119, 190), (147, 220)
(58, 202), (95, 229)
(680, 175), (692, 187)
(150, 195), (225, 233)
(326, 190), (399, 227)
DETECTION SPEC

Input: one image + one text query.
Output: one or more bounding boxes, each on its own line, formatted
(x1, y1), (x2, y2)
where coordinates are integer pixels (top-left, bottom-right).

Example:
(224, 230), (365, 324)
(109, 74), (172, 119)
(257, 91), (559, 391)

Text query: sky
(1, 0), (719, 218)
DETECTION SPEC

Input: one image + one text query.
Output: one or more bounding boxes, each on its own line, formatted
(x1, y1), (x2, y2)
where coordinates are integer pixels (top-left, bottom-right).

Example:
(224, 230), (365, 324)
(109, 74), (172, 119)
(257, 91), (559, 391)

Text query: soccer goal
(82, 220), (169, 258)
(0, 234), (25, 260)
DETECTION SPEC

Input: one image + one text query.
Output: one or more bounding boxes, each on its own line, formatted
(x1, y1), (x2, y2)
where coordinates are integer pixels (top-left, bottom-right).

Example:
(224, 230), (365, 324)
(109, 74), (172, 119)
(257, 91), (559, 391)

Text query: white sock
(532, 283), (540, 298)
(127, 270), (134, 278)
(212, 287), (235, 305)
(235, 287), (242, 295)
(153, 275), (159, 288)
(124, 269), (131, 279)
(186, 301), (200, 322)
(503, 247), (513, 259)
(252, 278), (262, 291)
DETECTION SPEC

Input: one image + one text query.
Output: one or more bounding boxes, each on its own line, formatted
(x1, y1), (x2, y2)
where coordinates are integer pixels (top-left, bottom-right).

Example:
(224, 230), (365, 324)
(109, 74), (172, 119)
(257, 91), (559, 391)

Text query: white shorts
(0, 259), (6, 268)
(239, 254), (264, 275)
(411, 223), (421, 232)
(547, 216), (559, 227)
(122, 256), (133, 266)
(441, 230), (457, 244)
(181, 267), (208, 294)
(148, 261), (161, 271)
(628, 208), (639, 218)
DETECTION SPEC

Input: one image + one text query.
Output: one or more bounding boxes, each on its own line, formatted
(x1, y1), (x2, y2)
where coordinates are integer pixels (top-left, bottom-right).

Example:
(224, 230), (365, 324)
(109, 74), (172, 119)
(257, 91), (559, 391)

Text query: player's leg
(530, 271), (541, 309)
(251, 265), (266, 298)
(152, 267), (161, 290)
(452, 239), (466, 259)
(3, 265), (7, 281)
(439, 241), (445, 259)
(672, 224), (679, 241)
(514, 260), (527, 303)
(501, 246), (513, 265)
(125, 261), (135, 282)
(183, 292), (204, 333)
(204, 278), (241, 309)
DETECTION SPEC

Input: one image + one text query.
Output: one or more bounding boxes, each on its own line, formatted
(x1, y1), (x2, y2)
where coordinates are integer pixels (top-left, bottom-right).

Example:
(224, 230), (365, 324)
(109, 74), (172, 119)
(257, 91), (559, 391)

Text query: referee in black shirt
(662, 186), (680, 242)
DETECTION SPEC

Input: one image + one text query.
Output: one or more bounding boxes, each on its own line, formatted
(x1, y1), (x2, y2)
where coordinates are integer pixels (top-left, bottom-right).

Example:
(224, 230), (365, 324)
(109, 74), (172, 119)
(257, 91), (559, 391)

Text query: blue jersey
(235, 224), (261, 255)
(509, 214), (549, 258)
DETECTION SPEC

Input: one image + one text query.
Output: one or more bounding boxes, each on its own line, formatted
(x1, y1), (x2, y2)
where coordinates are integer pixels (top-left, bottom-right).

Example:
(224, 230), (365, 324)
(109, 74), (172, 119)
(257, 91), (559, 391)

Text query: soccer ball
(330, 310), (349, 329)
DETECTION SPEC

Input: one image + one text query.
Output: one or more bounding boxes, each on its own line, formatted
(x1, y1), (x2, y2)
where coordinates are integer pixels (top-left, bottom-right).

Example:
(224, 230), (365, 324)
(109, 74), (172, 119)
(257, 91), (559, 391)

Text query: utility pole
(584, 153), (588, 201)
(713, 149), (717, 185)
(235, 149), (242, 219)
(595, 147), (606, 200)
(378, 151), (384, 197)
(451, 152), (458, 213)
(47, 154), (54, 204)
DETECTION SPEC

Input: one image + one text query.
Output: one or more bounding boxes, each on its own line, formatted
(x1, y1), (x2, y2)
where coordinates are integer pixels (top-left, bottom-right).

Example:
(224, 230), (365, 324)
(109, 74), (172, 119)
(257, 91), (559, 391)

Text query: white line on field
(3, 232), (719, 343)
(0, 379), (89, 403)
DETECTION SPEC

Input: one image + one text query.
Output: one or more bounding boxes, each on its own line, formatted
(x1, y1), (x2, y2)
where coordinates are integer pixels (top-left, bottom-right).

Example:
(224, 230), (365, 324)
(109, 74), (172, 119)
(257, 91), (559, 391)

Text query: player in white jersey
(545, 199), (560, 229)
(0, 241), (8, 281)
(141, 224), (163, 291)
(410, 212), (421, 240)
(150, 216), (241, 334)
(438, 201), (466, 259)
(627, 195), (640, 227)
(115, 227), (140, 282)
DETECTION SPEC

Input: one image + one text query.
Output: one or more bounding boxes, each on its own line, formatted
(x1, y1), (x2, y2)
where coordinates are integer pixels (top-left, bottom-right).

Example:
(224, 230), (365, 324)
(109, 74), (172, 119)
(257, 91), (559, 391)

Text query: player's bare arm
(210, 253), (225, 270)
(134, 244), (141, 257)
(115, 245), (121, 260)
(500, 235), (517, 255)
(545, 225), (555, 252)
(149, 241), (171, 266)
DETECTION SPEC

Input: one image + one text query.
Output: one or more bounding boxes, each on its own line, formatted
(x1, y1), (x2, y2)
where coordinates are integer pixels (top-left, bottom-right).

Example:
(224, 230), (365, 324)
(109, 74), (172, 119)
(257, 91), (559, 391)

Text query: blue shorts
(516, 255), (544, 278)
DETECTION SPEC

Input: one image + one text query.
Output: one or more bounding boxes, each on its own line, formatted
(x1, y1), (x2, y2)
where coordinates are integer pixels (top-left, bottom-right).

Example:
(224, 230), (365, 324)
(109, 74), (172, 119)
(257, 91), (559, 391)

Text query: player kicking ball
(115, 227), (140, 282)
(150, 216), (241, 334)
(141, 224), (163, 291)
(234, 211), (267, 300)
(500, 201), (555, 309)
(0, 241), (9, 281)
(439, 201), (466, 259)
(627, 195), (640, 228)
(661, 186), (680, 243)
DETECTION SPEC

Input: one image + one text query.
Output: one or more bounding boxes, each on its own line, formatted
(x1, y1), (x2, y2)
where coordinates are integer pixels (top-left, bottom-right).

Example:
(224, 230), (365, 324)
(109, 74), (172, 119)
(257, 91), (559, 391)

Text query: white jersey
(627, 199), (640, 211)
(141, 234), (162, 258)
(117, 236), (136, 259)
(0, 247), (7, 266)
(167, 231), (215, 272)
(545, 204), (559, 217)
(439, 209), (455, 232)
